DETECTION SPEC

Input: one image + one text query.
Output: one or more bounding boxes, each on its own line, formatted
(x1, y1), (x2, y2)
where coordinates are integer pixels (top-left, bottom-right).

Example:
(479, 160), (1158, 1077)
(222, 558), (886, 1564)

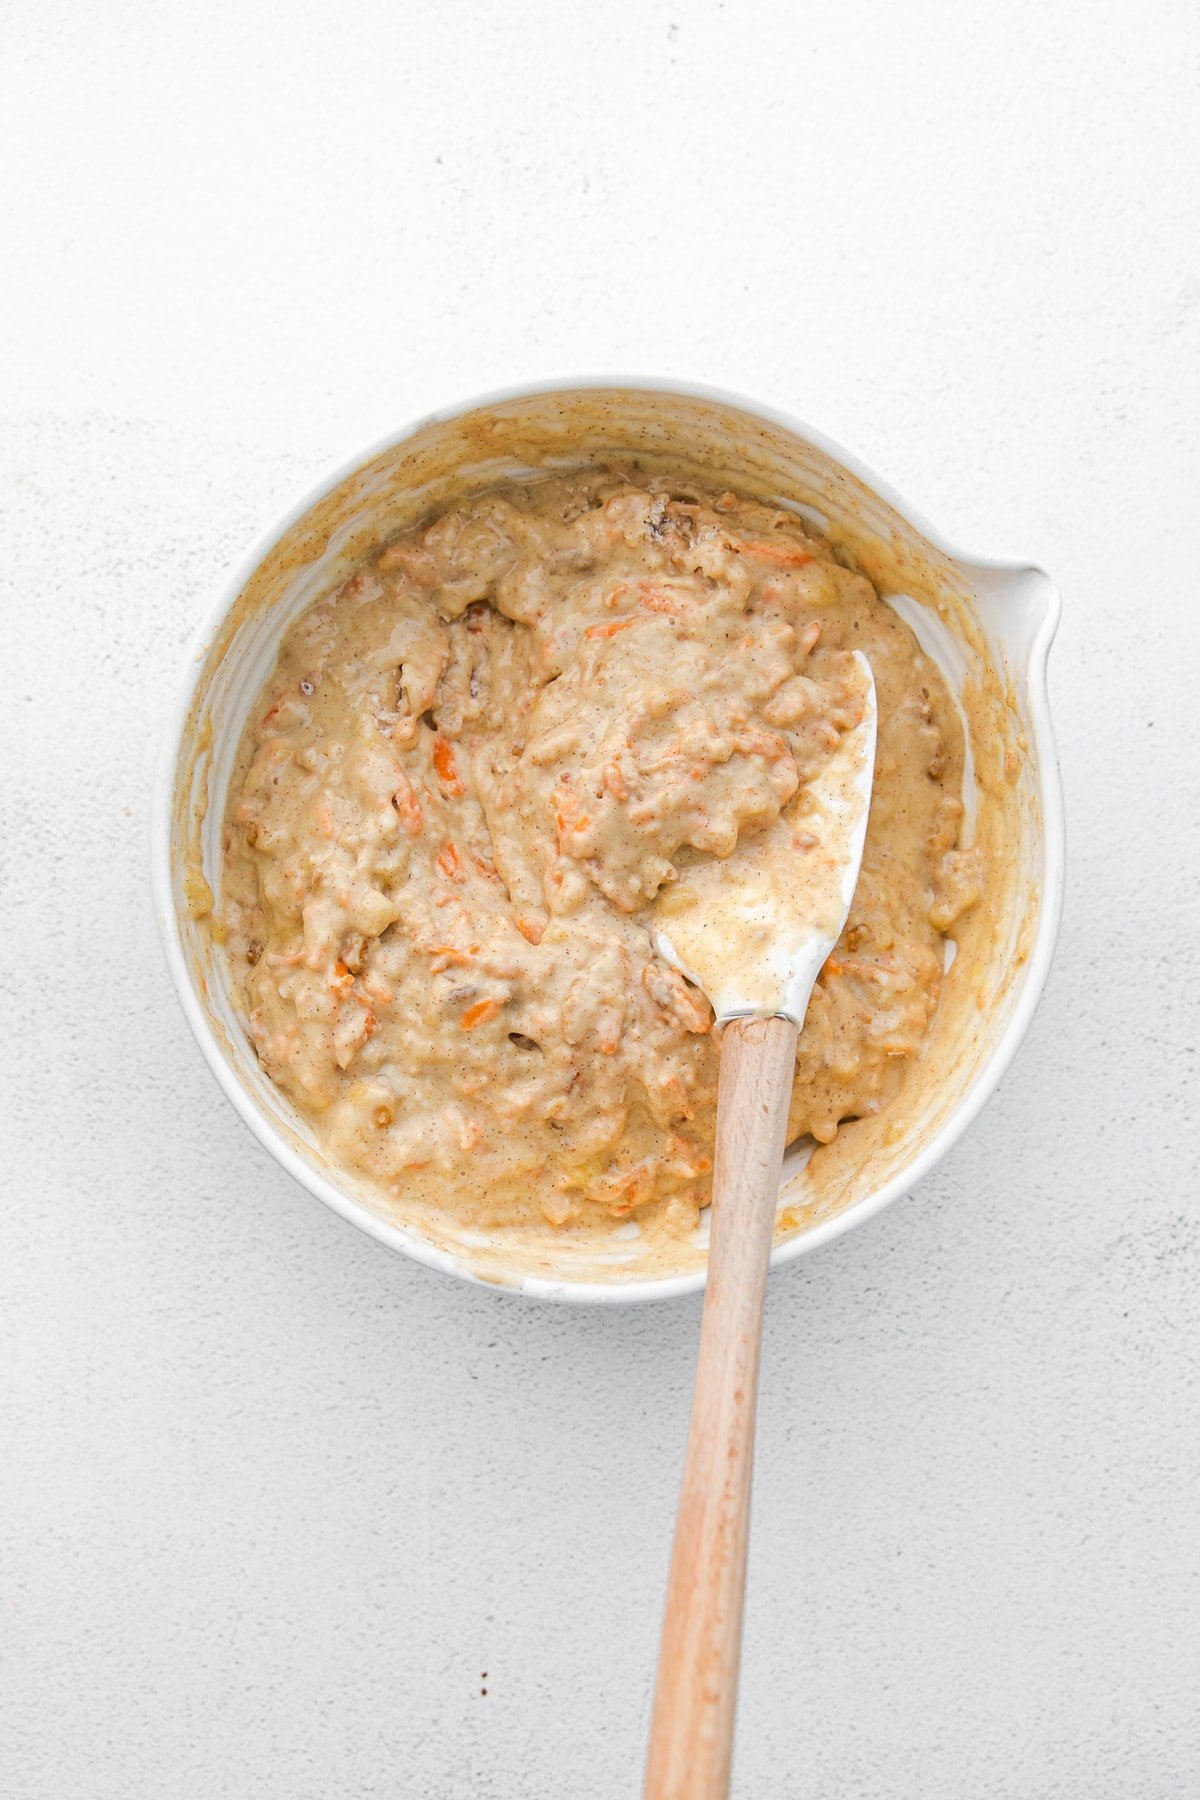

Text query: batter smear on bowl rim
(221, 471), (982, 1238)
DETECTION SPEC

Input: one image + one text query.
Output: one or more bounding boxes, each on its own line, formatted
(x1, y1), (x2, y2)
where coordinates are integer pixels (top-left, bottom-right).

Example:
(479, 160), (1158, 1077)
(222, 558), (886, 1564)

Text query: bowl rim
(151, 374), (1065, 1303)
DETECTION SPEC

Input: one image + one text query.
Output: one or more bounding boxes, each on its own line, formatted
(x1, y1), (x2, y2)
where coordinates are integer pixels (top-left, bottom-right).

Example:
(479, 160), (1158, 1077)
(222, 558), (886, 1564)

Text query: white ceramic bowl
(154, 379), (1063, 1301)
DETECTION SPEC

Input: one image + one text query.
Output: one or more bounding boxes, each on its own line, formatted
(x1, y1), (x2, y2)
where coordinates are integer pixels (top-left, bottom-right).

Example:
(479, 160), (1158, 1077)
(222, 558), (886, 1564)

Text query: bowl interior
(161, 385), (1059, 1298)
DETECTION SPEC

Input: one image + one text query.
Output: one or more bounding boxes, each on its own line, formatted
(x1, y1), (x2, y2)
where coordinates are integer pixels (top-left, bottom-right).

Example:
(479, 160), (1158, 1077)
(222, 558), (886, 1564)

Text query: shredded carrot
(437, 841), (463, 880)
(636, 585), (688, 615)
(424, 943), (477, 966)
(837, 957), (892, 985)
(433, 736), (464, 795)
(517, 915), (545, 945)
(732, 538), (814, 568)
(822, 957), (843, 978)
(604, 582), (630, 610)
(585, 618), (638, 640)
(460, 998), (500, 1030)
(329, 960), (355, 996)
(732, 726), (787, 760)
(392, 776), (423, 836)
(604, 760), (628, 800)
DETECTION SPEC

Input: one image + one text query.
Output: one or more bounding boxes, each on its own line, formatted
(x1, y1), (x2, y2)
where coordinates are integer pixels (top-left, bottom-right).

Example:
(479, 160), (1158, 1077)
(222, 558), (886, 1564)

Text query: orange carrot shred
(437, 841), (463, 880)
(392, 776), (423, 836)
(585, 618), (639, 640)
(425, 943), (476, 966)
(636, 585), (688, 614)
(460, 999), (500, 1030)
(604, 761), (628, 800)
(433, 736), (464, 795)
(732, 538), (814, 568)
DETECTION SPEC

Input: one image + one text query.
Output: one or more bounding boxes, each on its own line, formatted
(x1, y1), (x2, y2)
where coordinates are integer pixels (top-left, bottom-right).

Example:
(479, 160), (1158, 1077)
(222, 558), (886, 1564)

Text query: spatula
(642, 651), (877, 1800)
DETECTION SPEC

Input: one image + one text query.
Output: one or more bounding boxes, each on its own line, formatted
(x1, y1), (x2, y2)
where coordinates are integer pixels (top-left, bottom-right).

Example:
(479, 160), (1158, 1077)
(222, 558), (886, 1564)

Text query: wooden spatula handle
(643, 1014), (800, 1800)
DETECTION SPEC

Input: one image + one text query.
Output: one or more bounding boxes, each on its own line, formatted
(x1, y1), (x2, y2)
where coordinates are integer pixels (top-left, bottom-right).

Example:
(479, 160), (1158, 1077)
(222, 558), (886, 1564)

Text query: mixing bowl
(153, 380), (1063, 1300)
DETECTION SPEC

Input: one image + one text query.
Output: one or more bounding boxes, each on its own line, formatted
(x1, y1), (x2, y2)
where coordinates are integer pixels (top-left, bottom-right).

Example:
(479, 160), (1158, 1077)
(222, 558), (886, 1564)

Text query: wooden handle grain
(643, 1014), (799, 1800)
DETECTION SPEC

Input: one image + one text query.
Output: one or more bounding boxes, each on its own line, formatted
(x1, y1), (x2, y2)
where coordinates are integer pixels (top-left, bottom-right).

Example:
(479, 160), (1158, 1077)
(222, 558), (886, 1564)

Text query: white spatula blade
(654, 651), (876, 1026)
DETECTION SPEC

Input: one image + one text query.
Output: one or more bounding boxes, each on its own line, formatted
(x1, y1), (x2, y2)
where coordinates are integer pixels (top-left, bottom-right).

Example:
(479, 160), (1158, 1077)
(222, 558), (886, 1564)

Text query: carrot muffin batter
(221, 472), (981, 1235)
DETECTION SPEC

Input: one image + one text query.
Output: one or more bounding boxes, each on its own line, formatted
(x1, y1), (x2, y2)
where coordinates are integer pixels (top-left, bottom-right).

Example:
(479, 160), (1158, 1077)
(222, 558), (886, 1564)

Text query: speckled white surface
(3, 3), (1200, 1795)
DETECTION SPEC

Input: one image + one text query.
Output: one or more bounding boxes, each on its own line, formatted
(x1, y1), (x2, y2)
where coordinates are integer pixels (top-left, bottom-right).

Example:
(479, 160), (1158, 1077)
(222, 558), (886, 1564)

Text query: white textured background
(3, 3), (1199, 1796)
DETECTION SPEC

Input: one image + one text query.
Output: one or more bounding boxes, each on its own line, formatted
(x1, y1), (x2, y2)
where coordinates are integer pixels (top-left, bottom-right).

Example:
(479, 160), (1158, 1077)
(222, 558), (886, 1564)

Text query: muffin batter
(221, 472), (981, 1236)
